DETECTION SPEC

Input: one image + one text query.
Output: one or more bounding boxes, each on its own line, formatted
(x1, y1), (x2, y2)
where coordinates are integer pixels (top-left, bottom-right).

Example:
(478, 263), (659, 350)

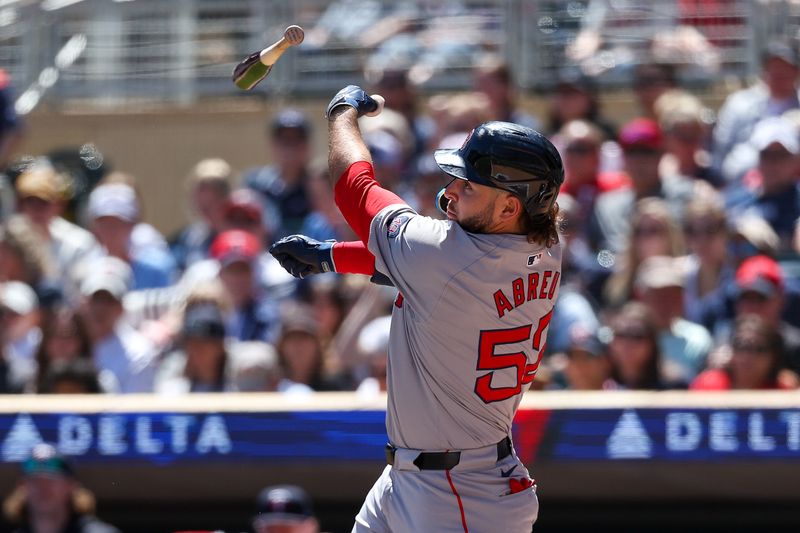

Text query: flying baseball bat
(232, 25), (304, 90)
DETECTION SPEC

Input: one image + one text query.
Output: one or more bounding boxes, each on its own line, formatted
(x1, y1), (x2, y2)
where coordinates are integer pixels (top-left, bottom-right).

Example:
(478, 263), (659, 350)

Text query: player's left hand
(326, 85), (382, 119)
(269, 235), (336, 279)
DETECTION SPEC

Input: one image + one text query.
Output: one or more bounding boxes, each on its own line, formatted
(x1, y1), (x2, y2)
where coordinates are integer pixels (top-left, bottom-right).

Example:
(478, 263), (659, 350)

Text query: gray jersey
(368, 204), (562, 450)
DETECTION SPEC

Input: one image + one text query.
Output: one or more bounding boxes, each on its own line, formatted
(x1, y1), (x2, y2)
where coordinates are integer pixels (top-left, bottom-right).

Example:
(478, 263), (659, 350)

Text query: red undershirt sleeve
(333, 160), (407, 244)
(332, 241), (375, 275)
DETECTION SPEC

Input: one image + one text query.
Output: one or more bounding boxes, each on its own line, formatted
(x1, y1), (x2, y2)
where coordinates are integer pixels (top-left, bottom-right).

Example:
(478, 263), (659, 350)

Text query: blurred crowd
(0, 34), (800, 400)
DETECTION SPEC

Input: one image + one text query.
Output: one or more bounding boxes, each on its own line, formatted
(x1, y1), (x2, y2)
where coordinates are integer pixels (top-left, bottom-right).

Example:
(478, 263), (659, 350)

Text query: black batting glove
(325, 85), (378, 120)
(269, 235), (336, 279)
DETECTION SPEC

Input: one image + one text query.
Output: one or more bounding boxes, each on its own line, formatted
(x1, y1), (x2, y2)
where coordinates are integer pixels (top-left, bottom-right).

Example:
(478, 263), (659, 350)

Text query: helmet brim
(433, 149), (468, 180)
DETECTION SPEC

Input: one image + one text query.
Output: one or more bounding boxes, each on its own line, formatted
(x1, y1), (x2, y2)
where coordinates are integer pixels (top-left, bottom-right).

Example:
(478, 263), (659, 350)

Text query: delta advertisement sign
(0, 408), (798, 465)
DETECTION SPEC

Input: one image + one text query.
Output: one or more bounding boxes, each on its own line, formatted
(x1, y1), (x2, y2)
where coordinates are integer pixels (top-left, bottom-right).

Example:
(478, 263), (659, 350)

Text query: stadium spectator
(692, 314), (797, 390)
(714, 255), (800, 374)
(220, 188), (296, 302)
(0, 281), (41, 392)
(244, 109), (313, 238)
(364, 66), (432, 162)
(275, 305), (340, 393)
(299, 159), (356, 242)
(557, 324), (611, 391)
(556, 120), (628, 251)
(634, 255), (713, 385)
(714, 39), (800, 182)
(546, 66), (616, 141)
(2, 443), (120, 533)
(86, 182), (176, 290)
(603, 198), (685, 309)
(632, 62), (679, 120)
(354, 314), (390, 399)
(591, 118), (694, 254)
(97, 171), (173, 259)
(78, 256), (157, 393)
(655, 89), (721, 188)
(228, 340), (281, 392)
(472, 53), (540, 130)
(0, 215), (55, 290)
(155, 303), (232, 393)
(169, 158), (233, 272)
(15, 164), (101, 298)
(38, 359), (103, 394)
(726, 116), (800, 253)
(682, 192), (735, 332)
(606, 301), (673, 390)
(728, 213), (780, 267)
(251, 484), (319, 533)
(31, 307), (97, 393)
(209, 230), (280, 344)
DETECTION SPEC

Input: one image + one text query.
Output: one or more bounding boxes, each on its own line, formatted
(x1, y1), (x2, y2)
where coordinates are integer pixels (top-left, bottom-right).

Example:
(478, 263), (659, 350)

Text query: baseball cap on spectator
(15, 166), (65, 202)
(270, 109), (310, 138)
(182, 304), (226, 339)
(79, 256), (132, 300)
(749, 116), (800, 154)
(253, 485), (314, 525)
(366, 129), (404, 169)
(0, 281), (38, 315)
(21, 443), (74, 478)
(735, 255), (784, 298)
(210, 230), (260, 267)
(280, 311), (319, 338)
(224, 189), (263, 227)
(762, 39), (799, 67)
(228, 341), (279, 392)
(86, 183), (140, 222)
(357, 315), (392, 356)
(566, 324), (606, 358)
(619, 118), (663, 151)
(635, 255), (685, 292)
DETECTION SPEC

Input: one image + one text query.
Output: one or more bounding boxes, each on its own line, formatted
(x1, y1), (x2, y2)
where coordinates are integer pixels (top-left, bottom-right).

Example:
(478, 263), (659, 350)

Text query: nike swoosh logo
(500, 465), (517, 478)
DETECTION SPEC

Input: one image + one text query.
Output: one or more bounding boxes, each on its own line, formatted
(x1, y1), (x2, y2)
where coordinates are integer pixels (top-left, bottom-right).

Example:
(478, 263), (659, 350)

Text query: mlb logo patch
(527, 253), (542, 267)
(387, 214), (410, 238)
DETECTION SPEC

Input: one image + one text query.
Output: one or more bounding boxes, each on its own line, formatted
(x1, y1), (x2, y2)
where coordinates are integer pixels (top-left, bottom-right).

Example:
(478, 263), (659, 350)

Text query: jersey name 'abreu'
(493, 270), (561, 319)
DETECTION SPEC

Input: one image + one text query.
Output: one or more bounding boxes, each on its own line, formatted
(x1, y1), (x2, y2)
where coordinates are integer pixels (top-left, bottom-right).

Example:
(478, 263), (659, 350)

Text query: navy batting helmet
(433, 121), (564, 220)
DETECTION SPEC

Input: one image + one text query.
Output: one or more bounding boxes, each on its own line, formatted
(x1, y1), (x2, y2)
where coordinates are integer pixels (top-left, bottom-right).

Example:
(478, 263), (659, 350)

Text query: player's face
(443, 178), (500, 233)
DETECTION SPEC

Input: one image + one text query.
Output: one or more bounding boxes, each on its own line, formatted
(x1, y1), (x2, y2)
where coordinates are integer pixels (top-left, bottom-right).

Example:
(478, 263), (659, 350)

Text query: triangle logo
(606, 410), (653, 459)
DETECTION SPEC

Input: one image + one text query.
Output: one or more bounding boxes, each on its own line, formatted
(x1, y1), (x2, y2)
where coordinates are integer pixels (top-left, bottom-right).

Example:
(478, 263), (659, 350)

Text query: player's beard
(458, 197), (497, 234)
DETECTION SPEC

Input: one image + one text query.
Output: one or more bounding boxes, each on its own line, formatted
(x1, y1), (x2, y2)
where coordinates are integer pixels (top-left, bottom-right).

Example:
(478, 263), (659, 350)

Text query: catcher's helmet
(434, 121), (564, 220)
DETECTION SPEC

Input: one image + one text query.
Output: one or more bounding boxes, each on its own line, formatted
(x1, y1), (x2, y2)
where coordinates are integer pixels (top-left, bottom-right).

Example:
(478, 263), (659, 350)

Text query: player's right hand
(269, 235), (336, 279)
(325, 85), (381, 119)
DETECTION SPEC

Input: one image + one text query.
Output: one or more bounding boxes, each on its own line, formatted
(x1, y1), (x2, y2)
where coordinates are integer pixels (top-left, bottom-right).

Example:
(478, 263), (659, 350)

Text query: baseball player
(270, 86), (564, 533)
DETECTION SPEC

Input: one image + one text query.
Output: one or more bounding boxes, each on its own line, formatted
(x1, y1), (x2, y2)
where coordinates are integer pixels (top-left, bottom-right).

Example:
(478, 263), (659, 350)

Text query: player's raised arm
(323, 85), (407, 245)
(325, 85), (382, 183)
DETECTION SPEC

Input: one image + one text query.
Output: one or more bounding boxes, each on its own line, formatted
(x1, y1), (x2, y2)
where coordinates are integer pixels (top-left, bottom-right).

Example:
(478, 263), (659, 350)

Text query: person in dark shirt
(243, 109), (314, 238)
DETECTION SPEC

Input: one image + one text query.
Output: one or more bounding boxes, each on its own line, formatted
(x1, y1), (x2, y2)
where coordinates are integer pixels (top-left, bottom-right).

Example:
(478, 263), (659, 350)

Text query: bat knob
(283, 25), (305, 46)
(365, 94), (385, 117)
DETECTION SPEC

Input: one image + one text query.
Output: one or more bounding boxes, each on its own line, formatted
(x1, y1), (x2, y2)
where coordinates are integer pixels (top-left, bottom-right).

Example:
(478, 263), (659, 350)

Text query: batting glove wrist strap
(269, 235), (336, 279)
(326, 85), (378, 120)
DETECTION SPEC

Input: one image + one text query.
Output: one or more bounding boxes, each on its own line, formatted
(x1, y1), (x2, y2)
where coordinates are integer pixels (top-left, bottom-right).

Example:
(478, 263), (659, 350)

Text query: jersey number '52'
(474, 309), (553, 403)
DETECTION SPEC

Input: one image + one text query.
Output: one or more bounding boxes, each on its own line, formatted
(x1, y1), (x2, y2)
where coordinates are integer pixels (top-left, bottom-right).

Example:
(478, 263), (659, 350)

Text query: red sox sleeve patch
(387, 214), (411, 238)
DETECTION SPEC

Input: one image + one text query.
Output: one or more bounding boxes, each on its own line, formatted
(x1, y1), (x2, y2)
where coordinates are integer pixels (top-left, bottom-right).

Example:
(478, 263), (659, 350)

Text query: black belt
(385, 437), (512, 471)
